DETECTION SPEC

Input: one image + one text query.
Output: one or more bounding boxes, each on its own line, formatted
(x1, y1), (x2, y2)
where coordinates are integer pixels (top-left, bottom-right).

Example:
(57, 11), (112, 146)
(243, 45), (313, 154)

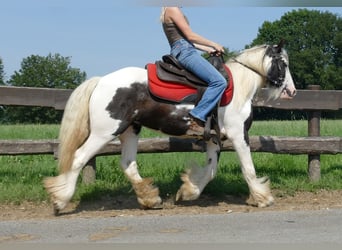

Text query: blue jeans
(171, 39), (227, 122)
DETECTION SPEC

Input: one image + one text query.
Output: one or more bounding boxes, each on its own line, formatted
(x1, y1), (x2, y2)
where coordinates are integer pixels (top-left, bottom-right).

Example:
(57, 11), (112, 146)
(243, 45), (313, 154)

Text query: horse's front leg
(176, 136), (221, 201)
(227, 121), (274, 208)
(119, 126), (162, 209)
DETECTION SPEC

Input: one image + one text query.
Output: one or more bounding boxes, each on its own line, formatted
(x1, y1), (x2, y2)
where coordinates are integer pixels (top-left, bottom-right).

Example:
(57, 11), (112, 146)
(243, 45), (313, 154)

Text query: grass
(0, 120), (341, 204)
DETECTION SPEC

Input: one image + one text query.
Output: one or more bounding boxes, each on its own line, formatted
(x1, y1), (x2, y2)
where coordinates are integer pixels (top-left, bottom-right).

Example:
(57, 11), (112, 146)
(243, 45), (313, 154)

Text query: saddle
(147, 54), (234, 141)
(147, 54), (232, 105)
(157, 55), (208, 88)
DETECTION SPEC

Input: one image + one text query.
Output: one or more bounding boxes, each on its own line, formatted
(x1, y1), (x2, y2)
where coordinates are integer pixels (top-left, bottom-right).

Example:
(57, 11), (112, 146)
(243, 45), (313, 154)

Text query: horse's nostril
(292, 89), (297, 97)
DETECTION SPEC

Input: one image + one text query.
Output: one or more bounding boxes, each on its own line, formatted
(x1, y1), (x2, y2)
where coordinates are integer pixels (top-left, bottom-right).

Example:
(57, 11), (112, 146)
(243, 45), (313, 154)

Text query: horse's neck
(234, 46), (266, 75)
(226, 47), (267, 108)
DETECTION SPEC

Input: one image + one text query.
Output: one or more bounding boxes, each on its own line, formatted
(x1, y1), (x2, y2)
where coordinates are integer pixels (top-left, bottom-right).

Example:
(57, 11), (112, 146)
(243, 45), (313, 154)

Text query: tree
(250, 9), (341, 91)
(3, 53), (86, 124)
(249, 9), (341, 120)
(8, 54), (86, 89)
(0, 57), (5, 85)
(0, 58), (5, 122)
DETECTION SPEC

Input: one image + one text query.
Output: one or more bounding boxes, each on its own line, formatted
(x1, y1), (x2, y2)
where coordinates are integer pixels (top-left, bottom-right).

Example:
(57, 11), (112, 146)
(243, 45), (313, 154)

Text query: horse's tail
(58, 76), (101, 174)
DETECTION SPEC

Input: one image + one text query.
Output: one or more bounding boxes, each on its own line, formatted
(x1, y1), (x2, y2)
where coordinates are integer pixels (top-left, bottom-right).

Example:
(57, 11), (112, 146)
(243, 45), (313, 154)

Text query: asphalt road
(1, 209), (342, 244)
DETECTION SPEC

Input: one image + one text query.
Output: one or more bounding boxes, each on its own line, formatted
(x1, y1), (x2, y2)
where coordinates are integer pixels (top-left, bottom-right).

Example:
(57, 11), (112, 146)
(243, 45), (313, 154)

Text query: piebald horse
(44, 42), (296, 215)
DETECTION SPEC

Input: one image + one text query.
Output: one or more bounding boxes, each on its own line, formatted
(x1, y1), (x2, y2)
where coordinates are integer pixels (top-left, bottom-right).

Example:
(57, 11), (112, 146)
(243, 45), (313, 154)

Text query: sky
(1, 1), (341, 80)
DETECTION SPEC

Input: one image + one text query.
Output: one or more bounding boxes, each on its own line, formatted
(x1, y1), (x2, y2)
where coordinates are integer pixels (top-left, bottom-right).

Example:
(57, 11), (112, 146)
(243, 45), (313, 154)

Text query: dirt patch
(1, 190), (342, 221)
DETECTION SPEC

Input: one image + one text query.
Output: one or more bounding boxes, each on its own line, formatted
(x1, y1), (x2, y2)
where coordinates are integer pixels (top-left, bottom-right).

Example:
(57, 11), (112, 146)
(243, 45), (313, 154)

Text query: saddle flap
(156, 57), (207, 87)
(162, 54), (184, 70)
(157, 61), (186, 78)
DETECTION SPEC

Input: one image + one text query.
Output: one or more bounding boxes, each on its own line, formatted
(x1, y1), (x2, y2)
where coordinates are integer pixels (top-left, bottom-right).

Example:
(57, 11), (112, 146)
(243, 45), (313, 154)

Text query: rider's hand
(212, 43), (224, 55)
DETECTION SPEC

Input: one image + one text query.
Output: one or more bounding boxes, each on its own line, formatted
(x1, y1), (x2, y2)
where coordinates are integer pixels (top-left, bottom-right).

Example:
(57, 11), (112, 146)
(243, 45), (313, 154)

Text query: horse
(44, 41), (296, 215)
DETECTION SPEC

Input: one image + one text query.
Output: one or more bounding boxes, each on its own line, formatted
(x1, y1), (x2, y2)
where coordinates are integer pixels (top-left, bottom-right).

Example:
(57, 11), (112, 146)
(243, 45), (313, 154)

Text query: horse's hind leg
(45, 133), (114, 214)
(119, 126), (162, 209)
(176, 136), (221, 201)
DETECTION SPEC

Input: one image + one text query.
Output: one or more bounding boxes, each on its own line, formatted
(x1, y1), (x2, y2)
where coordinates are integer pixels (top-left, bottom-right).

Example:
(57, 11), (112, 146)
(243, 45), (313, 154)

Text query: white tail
(57, 77), (101, 173)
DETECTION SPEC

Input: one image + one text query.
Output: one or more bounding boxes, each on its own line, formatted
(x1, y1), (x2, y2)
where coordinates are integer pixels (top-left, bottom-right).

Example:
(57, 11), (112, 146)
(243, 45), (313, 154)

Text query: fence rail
(0, 85), (341, 182)
(1, 85), (342, 110)
(0, 136), (341, 156)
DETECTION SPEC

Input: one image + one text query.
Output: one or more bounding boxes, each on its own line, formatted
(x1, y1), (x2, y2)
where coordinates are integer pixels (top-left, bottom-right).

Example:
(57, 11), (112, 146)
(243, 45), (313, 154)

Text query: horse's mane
(225, 44), (270, 109)
(229, 44), (268, 62)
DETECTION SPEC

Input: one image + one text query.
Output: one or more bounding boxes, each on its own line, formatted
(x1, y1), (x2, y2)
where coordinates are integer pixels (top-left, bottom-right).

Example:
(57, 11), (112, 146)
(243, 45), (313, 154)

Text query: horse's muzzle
(280, 86), (296, 99)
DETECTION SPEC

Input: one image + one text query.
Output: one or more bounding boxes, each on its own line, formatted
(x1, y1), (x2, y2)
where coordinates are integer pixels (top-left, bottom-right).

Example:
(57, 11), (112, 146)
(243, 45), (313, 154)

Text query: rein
(231, 58), (266, 80)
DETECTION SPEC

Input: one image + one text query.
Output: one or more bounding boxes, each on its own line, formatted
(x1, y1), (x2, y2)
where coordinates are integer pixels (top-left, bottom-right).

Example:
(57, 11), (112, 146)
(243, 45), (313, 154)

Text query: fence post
(82, 158), (96, 184)
(307, 85), (321, 181)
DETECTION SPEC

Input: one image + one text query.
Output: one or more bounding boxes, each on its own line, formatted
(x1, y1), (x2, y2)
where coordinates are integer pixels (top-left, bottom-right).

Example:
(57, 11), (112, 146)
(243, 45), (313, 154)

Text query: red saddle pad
(147, 63), (234, 106)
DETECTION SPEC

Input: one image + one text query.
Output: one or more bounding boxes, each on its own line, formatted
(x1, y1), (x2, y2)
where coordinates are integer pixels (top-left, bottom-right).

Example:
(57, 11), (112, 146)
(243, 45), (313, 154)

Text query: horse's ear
(276, 39), (286, 53)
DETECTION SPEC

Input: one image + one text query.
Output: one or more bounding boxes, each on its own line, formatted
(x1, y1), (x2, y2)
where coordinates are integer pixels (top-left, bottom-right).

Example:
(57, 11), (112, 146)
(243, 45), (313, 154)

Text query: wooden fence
(0, 85), (341, 183)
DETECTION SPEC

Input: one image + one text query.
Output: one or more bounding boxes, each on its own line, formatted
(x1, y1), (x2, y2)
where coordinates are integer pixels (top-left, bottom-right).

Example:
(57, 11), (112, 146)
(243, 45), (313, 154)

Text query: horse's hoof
(246, 194), (274, 208)
(176, 185), (200, 201)
(151, 199), (163, 209)
(133, 178), (163, 210)
(140, 201), (163, 210)
(53, 207), (60, 216)
(176, 170), (201, 201)
(137, 194), (163, 210)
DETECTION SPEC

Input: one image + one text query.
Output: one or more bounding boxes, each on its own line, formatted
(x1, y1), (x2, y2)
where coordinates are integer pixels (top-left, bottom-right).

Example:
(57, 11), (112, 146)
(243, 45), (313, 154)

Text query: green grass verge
(0, 120), (341, 204)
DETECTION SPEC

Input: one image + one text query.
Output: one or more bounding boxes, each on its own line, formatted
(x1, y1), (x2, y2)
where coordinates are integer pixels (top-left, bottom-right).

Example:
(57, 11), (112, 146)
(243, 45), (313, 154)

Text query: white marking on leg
(198, 139), (220, 191)
(124, 161), (142, 183)
(177, 138), (220, 201)
(119, 127), (162, 208)
(119, 127), (142, 182)
(226, 120), (274, 207)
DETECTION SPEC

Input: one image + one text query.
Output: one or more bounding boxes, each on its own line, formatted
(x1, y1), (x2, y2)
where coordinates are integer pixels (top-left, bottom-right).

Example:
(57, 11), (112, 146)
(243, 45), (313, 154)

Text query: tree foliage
(3, 54), (86, 124)
(0, 58), (5, 120)
(249, 9), (341, 120)
(250, 9), (341, 91)
(0, 57), (5, 85)
(8, 54), (86, 89)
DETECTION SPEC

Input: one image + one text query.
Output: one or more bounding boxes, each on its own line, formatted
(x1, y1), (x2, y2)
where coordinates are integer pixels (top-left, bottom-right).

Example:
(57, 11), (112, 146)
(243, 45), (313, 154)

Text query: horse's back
(99, 66), (147, 88)
(90, 66), (147, 105)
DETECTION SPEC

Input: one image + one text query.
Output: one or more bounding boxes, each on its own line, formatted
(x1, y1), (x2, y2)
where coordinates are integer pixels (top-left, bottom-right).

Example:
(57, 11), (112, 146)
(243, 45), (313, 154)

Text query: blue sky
(1, 1), (341, 79)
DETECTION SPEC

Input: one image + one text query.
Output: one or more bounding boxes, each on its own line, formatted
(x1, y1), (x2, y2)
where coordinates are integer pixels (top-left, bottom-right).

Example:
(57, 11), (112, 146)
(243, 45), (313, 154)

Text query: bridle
(230, 48), (287, 89)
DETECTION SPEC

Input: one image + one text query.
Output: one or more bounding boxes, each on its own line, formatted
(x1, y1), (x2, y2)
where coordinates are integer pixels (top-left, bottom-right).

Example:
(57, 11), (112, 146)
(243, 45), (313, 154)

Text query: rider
(160, 7), (227, 134)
